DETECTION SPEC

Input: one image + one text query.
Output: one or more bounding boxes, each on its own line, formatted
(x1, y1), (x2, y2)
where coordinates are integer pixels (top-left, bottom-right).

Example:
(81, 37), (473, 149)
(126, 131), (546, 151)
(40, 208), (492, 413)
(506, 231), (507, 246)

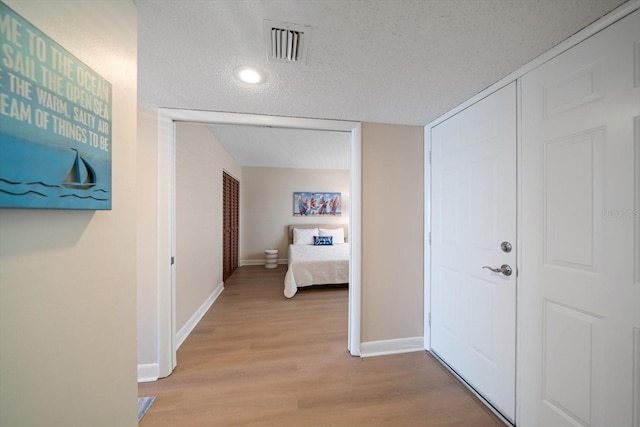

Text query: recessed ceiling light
(233, 66), (265, 84)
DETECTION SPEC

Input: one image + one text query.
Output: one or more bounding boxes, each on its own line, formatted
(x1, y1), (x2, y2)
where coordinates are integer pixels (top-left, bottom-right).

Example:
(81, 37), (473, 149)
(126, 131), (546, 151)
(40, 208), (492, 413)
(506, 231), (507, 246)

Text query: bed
(284, 224), (349, 298)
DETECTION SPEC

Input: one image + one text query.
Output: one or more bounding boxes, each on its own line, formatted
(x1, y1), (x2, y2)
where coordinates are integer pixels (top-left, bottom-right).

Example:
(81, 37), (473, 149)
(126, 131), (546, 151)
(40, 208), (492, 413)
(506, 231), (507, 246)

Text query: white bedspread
(284, 243), (350, 298)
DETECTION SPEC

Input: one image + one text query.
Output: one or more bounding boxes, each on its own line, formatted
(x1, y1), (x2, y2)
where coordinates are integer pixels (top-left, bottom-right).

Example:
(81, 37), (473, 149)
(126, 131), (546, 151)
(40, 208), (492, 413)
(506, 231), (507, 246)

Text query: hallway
(138, 266), (502, 426)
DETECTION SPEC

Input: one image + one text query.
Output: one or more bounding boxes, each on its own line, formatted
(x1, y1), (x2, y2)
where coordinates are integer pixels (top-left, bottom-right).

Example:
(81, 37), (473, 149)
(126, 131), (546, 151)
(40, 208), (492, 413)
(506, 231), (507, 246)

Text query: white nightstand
(264, 249), (278, 269)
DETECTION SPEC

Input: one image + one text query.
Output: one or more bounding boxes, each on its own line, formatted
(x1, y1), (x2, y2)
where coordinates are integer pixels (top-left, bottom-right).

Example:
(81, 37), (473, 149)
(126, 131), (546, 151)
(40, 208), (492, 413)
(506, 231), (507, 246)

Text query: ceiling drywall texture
(208, 125), (351, 169)
(136, 0), (627, 126)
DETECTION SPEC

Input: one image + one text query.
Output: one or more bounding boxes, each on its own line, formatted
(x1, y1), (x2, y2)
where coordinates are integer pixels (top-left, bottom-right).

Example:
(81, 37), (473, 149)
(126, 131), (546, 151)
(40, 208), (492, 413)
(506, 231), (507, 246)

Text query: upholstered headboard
(288, 224), (349, 244)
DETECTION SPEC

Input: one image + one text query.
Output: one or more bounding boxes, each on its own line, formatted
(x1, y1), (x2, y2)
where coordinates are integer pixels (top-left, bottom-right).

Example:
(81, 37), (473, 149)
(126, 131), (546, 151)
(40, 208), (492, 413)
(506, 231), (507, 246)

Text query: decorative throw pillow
(313, 235), (333, 246)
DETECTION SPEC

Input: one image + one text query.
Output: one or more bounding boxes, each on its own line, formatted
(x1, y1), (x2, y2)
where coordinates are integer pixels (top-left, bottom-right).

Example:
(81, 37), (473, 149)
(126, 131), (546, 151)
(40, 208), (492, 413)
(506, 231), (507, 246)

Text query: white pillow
(293, 228), (319, 245)
(319, 227), (345, 244)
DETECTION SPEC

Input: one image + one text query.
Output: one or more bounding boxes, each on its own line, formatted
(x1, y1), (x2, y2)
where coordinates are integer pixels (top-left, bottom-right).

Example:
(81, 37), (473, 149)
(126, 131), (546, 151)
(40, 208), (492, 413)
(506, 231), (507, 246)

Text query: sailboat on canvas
(62, 149), (97, 190)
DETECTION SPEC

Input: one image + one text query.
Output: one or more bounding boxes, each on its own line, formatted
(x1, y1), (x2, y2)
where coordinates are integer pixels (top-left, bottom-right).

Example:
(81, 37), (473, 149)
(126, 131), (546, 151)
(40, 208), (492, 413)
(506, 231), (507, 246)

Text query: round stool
(264, 249), (278, 269)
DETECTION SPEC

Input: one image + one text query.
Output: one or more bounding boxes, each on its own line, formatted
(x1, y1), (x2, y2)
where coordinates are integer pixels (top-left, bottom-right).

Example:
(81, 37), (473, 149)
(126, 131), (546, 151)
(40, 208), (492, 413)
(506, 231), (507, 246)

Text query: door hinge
(171, 256), (175, 265)
(429, 150), (432, 164)
(428, 312), (431, 326)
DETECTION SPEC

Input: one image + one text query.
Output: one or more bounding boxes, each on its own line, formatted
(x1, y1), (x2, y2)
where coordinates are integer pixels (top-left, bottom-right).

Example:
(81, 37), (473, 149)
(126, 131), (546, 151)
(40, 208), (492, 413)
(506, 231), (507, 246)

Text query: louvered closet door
(519, 10), (640, 427)
(223, 172), (239, 282)
(231, 176), (239, 273)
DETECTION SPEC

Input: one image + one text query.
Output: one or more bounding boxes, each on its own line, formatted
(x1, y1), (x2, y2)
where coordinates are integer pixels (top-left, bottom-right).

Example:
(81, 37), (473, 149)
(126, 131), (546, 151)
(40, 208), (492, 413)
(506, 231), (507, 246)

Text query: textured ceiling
(136, 0), (626, 125)
(209, 125), (350, 169)
(136, 0), (627, 168)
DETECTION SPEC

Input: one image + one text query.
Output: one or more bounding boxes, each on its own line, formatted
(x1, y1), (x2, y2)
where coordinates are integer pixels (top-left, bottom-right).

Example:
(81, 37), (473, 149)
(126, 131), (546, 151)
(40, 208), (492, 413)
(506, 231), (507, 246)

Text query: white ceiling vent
(264, 20), (311, 64)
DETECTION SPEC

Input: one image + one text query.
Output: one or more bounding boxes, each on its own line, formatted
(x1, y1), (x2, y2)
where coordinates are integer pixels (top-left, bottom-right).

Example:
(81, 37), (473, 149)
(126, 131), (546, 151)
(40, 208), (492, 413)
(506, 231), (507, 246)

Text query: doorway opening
(156, 109), (362, 376)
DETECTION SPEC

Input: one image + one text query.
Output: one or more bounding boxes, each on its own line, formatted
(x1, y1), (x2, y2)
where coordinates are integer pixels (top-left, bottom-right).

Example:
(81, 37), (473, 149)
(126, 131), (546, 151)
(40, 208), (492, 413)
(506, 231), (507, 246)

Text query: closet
(429, 8), (640, 426)
(223, 171), (239, 281)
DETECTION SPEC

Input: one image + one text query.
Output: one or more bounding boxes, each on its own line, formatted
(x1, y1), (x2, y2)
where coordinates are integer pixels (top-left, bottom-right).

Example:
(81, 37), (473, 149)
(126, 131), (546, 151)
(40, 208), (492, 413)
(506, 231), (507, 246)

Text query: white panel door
(431, 82), (517, 422)
(520, 9), (640, 427)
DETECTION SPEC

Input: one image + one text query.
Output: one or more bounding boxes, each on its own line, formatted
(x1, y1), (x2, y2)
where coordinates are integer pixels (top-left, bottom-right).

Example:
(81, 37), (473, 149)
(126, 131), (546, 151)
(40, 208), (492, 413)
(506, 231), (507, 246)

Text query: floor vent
(264, 20), (311, 64)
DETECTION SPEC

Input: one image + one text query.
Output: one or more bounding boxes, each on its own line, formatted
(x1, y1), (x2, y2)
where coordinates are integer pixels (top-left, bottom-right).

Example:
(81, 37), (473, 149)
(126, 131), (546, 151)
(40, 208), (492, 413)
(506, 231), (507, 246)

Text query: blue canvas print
(294, 192), (341, 216)
(0, 2), (112, 209)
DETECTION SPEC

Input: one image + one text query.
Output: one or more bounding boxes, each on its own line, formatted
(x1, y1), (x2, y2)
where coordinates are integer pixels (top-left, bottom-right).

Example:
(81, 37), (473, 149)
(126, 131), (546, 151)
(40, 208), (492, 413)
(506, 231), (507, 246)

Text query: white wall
(240, 166), (350, 264)
(0, 1), (139, 426)
(175, 123), (241, 332)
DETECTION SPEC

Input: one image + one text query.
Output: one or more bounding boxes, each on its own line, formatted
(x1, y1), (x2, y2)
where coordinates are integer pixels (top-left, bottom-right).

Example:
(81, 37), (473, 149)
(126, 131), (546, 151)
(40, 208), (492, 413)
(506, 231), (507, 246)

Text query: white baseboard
(176, 282), (224, 349)
(240, 259), (287, 266)
(137, 363), (159, 383)
(359, 336), (425, 358)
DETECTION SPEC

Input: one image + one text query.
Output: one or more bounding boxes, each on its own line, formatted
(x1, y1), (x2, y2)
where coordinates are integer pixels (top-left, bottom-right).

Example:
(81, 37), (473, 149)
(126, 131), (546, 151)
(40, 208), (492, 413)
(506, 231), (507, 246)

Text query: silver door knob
(482, 264), (512, 276)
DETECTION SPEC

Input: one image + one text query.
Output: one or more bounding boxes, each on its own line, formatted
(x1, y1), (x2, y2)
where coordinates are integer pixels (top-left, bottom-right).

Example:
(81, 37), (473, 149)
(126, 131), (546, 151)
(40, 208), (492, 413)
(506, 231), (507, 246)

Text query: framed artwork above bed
(293, 192), (341, 216)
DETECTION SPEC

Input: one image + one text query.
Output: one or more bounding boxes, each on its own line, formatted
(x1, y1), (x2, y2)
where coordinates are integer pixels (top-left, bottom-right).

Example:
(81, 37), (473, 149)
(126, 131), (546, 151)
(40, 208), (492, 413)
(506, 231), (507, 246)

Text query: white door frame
(156, 109), (362, 376)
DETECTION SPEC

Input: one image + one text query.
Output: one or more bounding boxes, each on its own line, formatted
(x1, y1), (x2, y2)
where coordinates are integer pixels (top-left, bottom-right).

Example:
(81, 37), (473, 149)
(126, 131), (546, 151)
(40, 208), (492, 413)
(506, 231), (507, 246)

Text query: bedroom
(172, 121), (352, 343)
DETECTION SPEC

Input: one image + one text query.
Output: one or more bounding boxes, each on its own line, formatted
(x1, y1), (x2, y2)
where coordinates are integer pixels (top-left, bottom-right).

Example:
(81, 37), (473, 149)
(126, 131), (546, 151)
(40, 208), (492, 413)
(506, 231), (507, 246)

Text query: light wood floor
(138, 265), (504, 426)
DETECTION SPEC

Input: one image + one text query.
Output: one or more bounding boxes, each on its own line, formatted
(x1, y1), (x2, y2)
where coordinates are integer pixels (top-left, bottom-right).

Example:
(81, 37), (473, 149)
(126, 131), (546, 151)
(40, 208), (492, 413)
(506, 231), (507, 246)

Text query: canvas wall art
(294, 192), (341, 216)
(0, 2), (112, 210)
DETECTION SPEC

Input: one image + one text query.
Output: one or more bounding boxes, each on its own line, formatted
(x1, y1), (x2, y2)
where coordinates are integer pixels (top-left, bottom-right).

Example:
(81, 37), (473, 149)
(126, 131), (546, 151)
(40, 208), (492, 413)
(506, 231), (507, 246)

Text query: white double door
(431, 8), (640, 427)
(431, 82), (517, 422)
